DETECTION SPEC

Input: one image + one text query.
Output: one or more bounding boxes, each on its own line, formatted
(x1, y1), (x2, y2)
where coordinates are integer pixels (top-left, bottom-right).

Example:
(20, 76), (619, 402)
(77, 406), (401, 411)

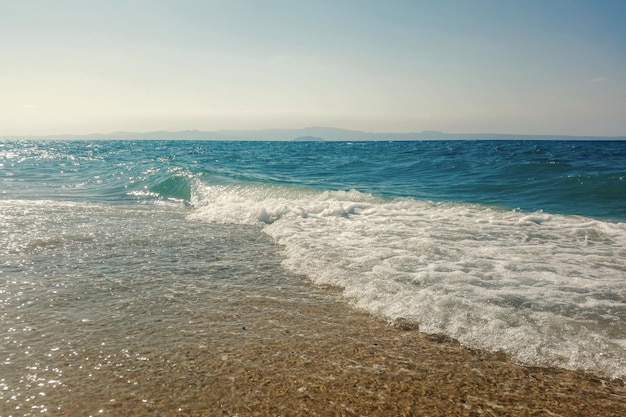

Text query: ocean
(1, 139), (625, 414)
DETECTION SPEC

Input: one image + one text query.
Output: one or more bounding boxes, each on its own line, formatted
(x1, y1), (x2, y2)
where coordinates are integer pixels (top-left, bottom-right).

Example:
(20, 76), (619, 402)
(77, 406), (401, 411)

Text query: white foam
(189, 182), (626, 379)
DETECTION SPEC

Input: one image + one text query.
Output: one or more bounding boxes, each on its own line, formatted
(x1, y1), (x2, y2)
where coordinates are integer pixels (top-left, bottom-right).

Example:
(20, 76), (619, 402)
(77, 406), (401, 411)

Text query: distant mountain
(292, 136), (325, 142)
(2, 127), (625, 141)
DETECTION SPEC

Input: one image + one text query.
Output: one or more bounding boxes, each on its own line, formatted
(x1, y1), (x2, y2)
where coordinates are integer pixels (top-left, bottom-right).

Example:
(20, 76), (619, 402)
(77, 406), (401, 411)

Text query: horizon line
(2, 126), (626, 140)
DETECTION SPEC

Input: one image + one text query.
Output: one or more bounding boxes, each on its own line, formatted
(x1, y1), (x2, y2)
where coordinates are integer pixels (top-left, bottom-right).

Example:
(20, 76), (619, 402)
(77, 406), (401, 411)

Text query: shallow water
(0, 200), (339, 414)
(1, 139), (625, 403)
(1, 201), (624, 416)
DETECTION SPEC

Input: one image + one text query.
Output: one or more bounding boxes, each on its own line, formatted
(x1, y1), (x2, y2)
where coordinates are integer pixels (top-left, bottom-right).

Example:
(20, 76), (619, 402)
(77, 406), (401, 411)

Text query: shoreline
(43, 284), (625, 417)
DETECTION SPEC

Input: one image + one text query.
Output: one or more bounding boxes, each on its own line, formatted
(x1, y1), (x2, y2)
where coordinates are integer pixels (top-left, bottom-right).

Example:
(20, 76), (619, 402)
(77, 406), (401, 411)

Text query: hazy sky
(2, 0), (625, 136)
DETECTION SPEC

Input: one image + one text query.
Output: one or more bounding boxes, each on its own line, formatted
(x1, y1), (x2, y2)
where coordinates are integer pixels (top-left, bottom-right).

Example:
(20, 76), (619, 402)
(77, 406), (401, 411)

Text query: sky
(1, 0), (625, 136)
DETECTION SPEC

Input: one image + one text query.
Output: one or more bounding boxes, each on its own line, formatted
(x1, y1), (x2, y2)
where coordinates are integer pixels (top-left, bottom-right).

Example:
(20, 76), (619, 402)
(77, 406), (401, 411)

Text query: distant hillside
(2, 127), (625, 141)
(292, 136), (325, 142)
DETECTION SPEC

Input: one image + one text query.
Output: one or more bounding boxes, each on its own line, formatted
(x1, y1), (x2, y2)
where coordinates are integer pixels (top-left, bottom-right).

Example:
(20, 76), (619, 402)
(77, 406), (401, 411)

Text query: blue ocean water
(2, 140), (625, 220)
(1, 139), (626, 404)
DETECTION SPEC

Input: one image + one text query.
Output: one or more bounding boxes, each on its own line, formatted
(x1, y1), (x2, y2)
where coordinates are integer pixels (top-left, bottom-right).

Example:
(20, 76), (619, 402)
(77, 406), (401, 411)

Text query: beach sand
(35, 283), (625, 417)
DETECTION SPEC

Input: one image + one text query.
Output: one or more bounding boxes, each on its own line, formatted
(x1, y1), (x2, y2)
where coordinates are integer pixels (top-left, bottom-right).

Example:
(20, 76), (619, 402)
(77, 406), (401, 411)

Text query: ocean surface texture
(1, 139), (625, 412)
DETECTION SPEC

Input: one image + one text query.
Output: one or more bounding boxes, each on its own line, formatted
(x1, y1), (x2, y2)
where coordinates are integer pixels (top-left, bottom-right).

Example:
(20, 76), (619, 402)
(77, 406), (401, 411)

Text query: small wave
(189, 181), (626, 379)
(147, 172), (194, 203)
(517, 213), (551, 225)
(189, 181), (380, 224)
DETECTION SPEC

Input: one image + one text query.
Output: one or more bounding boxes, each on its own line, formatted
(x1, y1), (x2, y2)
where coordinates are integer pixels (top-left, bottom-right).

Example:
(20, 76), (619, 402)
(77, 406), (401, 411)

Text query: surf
(189, 180), (626, 380)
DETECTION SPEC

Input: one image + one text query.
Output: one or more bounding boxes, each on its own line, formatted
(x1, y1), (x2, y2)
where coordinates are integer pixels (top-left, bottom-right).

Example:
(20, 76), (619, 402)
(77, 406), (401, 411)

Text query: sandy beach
(37, 283), (625, 417)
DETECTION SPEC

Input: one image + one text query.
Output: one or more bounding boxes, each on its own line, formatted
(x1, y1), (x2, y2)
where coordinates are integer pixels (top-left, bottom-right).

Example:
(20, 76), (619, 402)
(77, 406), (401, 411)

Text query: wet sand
(30, 284), (625, 417)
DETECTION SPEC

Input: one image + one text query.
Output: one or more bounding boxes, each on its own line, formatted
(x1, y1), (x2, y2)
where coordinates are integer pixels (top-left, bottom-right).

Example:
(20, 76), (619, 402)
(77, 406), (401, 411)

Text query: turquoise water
(2, 140), (625, 220)
(1, 139), (626, 410)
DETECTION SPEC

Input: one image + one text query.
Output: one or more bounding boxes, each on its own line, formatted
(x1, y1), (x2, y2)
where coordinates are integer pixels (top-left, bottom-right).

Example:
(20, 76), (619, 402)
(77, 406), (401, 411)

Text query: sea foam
(190, 181), (626, 380)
